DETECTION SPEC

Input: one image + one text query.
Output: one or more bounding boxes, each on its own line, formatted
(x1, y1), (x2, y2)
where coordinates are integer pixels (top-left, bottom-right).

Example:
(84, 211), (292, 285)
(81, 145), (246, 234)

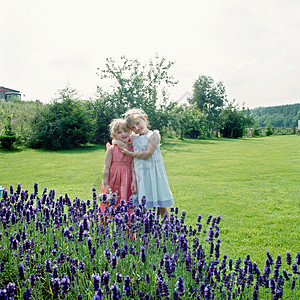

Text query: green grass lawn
(1, 135), (299, 268)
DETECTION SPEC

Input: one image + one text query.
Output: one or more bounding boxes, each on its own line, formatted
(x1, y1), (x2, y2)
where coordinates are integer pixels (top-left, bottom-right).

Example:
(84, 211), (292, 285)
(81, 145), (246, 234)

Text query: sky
(1, 0), (300, 109)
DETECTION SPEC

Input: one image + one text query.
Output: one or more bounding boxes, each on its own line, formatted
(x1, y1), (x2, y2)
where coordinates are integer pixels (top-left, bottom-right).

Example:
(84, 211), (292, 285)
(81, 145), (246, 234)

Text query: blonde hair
(109, 118), (129, 138)
(124, 108), (149, 128)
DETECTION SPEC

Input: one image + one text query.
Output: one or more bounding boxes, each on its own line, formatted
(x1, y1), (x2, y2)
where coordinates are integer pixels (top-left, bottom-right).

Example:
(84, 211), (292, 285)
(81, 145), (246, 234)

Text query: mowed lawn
(0, 135), (299, 268)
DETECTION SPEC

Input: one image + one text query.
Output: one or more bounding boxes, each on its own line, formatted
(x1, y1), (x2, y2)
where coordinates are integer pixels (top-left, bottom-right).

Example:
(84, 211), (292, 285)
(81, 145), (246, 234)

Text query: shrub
(0, 183), (299, 299)
(252, 124), (262, 137)
(0, 116), (17, 150)
(29, 87), (93, 150)
(265, 123), (274, 136)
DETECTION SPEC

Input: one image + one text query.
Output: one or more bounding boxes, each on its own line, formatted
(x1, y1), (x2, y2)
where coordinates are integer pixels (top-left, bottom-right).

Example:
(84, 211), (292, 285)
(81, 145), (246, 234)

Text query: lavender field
(0, 183), (299, 299)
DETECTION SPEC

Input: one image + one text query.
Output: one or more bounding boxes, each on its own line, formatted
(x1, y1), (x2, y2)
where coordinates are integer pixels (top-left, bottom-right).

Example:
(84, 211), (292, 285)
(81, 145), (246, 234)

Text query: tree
(29, 86), (93, 150)
(220, 102), (254, 138)
(93, 55), (178, 143)
(174, 106), (208, 139)
(188, 75), (227, 134)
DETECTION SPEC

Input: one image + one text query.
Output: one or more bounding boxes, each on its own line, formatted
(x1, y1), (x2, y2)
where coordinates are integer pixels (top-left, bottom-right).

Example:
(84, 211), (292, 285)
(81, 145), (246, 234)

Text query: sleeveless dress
(132, 131), (174, 209)
(100, 143), (133, 207)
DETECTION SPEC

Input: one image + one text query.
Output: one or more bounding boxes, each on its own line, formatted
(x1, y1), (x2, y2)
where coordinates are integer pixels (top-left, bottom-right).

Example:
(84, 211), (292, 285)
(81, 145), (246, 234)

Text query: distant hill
(251, 103), (300, 127)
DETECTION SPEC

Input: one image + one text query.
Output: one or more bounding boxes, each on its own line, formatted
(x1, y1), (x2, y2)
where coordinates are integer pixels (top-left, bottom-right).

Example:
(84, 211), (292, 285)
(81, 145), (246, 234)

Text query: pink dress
(100, 143), (133, 207)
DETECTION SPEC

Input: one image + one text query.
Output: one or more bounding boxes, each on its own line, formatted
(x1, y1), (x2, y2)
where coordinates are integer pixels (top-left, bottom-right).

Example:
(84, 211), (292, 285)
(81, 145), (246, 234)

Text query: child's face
(114, 126), (130, 143)
(130, 118), (148, 135)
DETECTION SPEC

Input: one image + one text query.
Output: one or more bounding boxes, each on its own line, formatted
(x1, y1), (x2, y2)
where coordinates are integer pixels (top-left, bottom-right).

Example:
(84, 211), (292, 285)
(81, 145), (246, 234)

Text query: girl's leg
(160, 207), (170, 218)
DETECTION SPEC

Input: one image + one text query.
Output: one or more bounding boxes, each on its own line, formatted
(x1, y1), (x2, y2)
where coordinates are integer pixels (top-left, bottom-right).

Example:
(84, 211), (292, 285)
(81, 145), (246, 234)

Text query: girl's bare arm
(102, 150), (112, 193)
(131, 161), (137, 194)
(121, 131), (160, 160)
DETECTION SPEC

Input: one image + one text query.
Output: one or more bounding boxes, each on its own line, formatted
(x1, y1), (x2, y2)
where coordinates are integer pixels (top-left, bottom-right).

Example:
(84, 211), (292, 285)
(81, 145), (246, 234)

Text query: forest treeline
(1, 56), (299, 150)
(251, 103), (300, 127)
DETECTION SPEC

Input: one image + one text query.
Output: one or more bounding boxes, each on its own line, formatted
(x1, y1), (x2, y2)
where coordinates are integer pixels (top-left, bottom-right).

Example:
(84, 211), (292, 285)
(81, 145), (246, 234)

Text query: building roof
(0, 86), (21, 93)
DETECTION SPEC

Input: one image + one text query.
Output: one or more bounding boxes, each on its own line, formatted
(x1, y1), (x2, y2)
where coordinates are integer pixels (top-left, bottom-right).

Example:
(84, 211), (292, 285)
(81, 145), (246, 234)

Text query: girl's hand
(114, 139), (127, 150)
(120, 147), (134, 157)
(131, 181), (137, 195)
(104, 185), (112, 194)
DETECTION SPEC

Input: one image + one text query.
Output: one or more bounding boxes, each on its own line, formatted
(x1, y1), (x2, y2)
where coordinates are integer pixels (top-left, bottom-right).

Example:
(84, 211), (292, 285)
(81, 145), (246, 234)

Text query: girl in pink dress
(100, 119), (137, 212)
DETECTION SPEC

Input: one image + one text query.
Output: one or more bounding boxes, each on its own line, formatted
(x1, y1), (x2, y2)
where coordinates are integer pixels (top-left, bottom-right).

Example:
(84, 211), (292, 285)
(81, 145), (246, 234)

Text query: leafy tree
(0, 116), (17, 150)
(29, 86), (93, 150)
(173, 106), (208, 139)
(93, 55), (178, 143)
(188, 75), (227, 134)
(0, 100), (43, 146)
(251, 103), (300, 127)
(292, 111), (300, 127)
(220, 102), (254, 138)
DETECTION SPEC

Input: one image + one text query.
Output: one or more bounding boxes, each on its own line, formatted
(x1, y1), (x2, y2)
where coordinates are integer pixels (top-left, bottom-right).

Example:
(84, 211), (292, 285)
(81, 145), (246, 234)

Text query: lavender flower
(81, 214), (90, 231)
(93, 273), (101, 291)
(266, 251), (274, 265)
(45, 259), (51, 272)
(286, 251), (292, 266)
(93, 289), (103, 300)
(123, 275), (131, 296)
(291, 263), (298, 274)
(291, 276), (296, 290)
(29, 274), (36, 286)
(52, 264), (59, 279)
(112, 254), (118, 269)
(116, 273), (122, 283)
(206, 214), (212, 225)
(176, 276), (185, 294)
(140, 246), (146, 263)
(6, 282), (16, 298)
(78, 260), (85, 273)
(0, 289), (7, 299)
(52, 278), (60, 295)
(34, 182), (38, 196)
(22, 288), (32, 300)
(282, 269), (290, 281)
(111, 284), (121, 300)
(101, 271), (110, 286)
(180, 211), (186, 224)
(18, 263), (25, 280)
(252, 284), (259, 300)
(25, 253), (30, 266)
(61, 274), (70, 294)
(141, 196), (147, 207)
(270, 278), (276, 294)
(104, 248), (111, 262)
(36, 264), (41, 277)
(275, 254), (282, 269)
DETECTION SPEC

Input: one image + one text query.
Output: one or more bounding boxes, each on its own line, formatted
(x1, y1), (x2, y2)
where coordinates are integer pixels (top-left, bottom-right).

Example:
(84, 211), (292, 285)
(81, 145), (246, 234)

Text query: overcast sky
(1, 0), (300, 108)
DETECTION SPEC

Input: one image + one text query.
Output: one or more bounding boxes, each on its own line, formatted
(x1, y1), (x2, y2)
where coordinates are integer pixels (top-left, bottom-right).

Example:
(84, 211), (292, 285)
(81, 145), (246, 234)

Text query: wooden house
(0, 86), (21, 101)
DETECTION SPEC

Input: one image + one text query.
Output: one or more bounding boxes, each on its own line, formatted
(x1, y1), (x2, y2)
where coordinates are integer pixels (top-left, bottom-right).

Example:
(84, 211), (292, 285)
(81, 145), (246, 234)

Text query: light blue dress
(132, 131), (174, 209)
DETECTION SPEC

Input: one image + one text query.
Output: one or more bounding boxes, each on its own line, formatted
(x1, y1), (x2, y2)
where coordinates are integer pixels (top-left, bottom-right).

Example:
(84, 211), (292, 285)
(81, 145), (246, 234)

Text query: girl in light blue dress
(119, 108), (174, 218)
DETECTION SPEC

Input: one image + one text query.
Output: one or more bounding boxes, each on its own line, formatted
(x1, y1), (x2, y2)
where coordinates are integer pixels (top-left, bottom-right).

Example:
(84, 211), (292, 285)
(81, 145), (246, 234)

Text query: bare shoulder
(150, 130), (161, 144)
(131, 133), (139, 138)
